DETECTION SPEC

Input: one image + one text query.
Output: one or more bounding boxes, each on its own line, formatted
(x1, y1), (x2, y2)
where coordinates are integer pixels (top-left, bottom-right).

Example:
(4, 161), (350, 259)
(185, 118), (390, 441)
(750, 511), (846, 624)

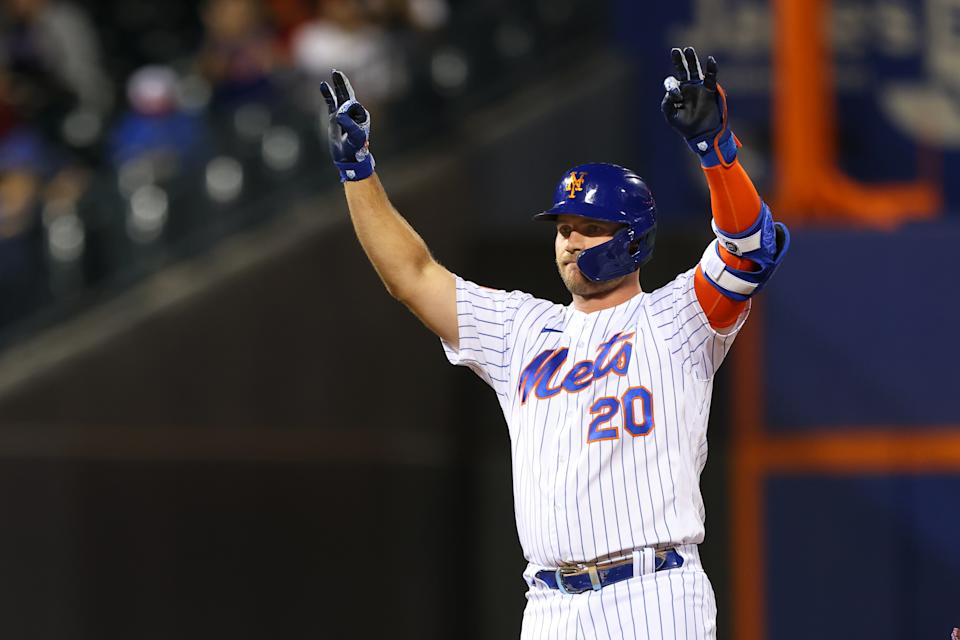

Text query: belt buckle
(554, 566), (581, 595)
(555, 565), (602, 595)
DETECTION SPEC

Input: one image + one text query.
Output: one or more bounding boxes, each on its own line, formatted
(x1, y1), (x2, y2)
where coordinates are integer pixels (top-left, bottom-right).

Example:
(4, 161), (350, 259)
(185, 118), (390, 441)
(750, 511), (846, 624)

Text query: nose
(563, 230), (586, 253)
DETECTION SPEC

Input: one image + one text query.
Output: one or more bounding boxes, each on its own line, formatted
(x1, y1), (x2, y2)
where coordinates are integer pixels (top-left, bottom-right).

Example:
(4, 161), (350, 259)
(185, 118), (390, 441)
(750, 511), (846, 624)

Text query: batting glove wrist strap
(687, 121), (739, 168)
(335, 154), (375, 183)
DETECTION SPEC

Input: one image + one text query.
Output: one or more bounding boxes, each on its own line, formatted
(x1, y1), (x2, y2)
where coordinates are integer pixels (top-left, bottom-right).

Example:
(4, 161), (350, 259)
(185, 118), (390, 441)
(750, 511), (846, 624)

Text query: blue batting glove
(661, 47), (739, 168)
(319, 70), (375, 182)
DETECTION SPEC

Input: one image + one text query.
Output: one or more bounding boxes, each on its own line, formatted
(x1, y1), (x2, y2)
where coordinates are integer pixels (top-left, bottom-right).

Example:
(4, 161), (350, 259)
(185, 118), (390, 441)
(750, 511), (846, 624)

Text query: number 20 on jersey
(587, 386), (654, 443)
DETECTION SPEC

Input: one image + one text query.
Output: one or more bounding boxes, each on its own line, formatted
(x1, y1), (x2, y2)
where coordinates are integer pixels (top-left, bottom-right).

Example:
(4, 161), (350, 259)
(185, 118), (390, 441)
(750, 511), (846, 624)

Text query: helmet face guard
(576, 224), (657, 282)
(534, 163), (657, 282)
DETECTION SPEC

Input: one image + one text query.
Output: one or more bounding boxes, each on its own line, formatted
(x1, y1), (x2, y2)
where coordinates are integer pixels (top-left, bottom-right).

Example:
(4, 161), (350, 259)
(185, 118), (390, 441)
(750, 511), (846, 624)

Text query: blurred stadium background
(0, 0), (956, 637)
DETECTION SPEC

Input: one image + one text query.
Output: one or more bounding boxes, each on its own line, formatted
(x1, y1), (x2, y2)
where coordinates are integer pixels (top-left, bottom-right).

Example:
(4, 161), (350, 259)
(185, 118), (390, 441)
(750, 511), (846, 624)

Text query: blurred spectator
(0, 0), (113, 146)
(405, 0), (448, 31)
(263, 0), (313, 46)
(291, 0), (404, 109)
(197, 0), (279, 110)
(379, 0), (449, 32)
(0, 72), (22, 139)
(0, 126), (55, 323)
(108, 65), (209, 185)
(0, 126), (47, 236)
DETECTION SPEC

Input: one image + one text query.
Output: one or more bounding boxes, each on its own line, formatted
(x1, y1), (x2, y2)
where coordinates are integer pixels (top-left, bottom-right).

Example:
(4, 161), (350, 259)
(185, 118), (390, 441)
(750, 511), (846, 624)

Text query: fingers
(319, 81), (337, 114)
(346, 102), (368, 126)
(671, 48), (688, 80)
(703, 56), (718, 91)
(321, 70), (360, 113)
(663, 76), (682, 102)
(336, 111), (367, 148)
(661, 93), (679, 121)
(670, 46), (712, 83)
(331, 69), (356, 105)
(683, 47), (703, 80)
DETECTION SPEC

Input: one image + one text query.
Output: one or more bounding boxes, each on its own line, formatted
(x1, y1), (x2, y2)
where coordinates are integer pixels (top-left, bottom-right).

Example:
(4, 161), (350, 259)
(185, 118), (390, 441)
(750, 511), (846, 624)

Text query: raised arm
(661, 47), (789, 330)
(320, 71), (458, 347)
(698, 159), (762, 327)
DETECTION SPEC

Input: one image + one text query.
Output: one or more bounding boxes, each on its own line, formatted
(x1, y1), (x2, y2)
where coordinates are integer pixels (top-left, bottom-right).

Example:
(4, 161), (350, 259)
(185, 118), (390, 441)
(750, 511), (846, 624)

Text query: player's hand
(661, 47), (738, 167)
(319, 70), (376, 182)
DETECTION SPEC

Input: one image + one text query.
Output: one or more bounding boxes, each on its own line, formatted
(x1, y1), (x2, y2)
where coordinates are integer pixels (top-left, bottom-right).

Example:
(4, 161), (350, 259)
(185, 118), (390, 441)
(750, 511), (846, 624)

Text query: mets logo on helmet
(566, 172), (586, 199)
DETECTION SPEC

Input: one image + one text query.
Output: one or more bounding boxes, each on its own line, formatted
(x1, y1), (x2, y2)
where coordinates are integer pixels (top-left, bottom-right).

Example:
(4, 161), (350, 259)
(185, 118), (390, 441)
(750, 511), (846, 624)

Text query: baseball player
(320, 46), (789, 639)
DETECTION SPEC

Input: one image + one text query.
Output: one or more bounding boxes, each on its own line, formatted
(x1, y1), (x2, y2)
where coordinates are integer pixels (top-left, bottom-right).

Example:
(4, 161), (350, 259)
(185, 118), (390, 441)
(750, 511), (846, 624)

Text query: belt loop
(642, 547), (656, 575)
(587, 565), (602, 591)
(632, 549), (641, 578)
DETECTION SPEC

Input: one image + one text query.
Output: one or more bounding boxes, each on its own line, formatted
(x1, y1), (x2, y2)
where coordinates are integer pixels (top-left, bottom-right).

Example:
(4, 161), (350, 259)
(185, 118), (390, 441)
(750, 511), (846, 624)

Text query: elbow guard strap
(711, 202), (776, 256)
(700, 205), (791, 301)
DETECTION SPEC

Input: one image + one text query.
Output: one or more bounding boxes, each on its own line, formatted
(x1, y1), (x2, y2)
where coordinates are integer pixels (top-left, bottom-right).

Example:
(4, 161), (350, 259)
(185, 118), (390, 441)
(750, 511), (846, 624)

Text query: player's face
(554, 215), (629, 296)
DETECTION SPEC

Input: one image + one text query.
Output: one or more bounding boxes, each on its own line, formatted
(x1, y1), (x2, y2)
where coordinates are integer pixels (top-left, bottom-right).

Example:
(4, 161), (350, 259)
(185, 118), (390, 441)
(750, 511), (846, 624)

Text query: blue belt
(535, 548), (683, 595)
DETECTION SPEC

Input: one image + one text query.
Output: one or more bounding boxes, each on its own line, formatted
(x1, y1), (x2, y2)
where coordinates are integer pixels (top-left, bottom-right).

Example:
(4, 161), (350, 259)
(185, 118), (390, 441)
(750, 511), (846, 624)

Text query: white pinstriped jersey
(442, 268), (748, 568)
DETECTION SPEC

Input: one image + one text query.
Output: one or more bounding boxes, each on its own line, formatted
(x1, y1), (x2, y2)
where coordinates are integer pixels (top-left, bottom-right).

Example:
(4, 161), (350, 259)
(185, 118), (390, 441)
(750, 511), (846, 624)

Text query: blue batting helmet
(533, 163), (657, 282)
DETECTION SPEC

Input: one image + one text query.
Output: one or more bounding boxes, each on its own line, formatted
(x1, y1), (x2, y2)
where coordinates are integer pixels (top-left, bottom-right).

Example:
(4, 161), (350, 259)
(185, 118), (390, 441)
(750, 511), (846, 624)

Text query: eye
(557, 224), (572, 237)
(585, 224), (602, 235)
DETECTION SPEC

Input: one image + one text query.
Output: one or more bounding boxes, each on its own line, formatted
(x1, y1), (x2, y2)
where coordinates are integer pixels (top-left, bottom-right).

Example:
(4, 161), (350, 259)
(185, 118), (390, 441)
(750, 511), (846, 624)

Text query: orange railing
(771, 0), (941, 228)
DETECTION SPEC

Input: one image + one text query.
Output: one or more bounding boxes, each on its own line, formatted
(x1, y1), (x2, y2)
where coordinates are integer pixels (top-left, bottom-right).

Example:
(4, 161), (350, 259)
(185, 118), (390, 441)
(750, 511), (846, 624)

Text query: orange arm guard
(694, 159), (760, 328)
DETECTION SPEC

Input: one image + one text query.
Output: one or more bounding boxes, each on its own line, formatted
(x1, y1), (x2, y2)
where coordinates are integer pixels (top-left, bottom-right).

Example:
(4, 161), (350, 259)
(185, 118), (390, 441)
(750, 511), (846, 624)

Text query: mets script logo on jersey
(518, 332), (633, 404)
(566, 172), (586, 199)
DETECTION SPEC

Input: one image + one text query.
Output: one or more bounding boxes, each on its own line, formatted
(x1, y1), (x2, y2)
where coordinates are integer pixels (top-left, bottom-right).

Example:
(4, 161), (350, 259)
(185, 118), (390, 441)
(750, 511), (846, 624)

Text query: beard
(556, 258), (627, 297)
